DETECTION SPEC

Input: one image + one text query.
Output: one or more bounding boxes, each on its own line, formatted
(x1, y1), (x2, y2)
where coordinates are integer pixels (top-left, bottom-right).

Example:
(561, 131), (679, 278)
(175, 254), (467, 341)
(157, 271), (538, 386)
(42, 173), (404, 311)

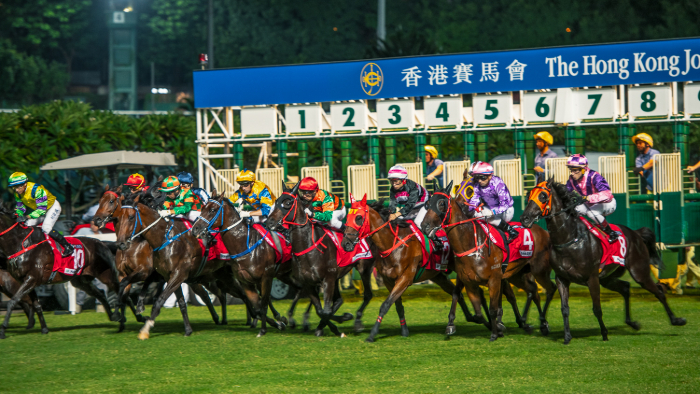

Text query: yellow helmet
(534, 131), (553, 146)
(237, 169), (256, 183)
(632, 133), (654, 147)
(424, 145), (439, 160)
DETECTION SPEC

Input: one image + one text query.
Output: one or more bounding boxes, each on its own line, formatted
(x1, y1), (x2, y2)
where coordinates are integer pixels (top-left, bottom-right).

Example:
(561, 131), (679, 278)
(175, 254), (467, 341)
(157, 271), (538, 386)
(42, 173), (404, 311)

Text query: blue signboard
(194, 38), (700, 108)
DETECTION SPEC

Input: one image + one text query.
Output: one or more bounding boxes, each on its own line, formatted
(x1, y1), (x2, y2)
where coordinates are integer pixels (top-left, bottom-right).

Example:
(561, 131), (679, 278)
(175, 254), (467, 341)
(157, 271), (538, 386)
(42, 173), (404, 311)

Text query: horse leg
(27, 290), (47, 334)
(354, 265), (374, 333)
(504, 275), (535, 334)
(72, 277), (117, 323)
(532, 269), (556, 336)
(139, 275), (187, 340)
(0, 276), (41, 339)
(445, 279), (463, 336)
(306, 290), (340, 336)
(189, 283), (220, 325)
(302, 301), (313, 332)
(628, 264), (687, 326)
(366, 276), (411, 343)
(556, 275), (573, 344)
(394, 296), (409, 337)
(136, 272), (159, 316)
(487, 275), (503, 342)
(600, 276), (640, 330)
(586, 274), (608, 342)
(432, 273), (477, 323)
(174, 286), (193, 337)
(285, 289), (303, 329)
(314, 279), (340, 337)
(464, 283), (490, 329)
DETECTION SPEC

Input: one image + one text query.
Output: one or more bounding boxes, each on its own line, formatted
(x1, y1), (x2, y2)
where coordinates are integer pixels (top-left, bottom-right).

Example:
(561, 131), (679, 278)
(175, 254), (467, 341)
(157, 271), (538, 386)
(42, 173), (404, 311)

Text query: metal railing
(348, 164), (378, 200)
(545, 157), (569, 184)
(598, 155), (627, 194)
(653, 153), (682, 194)
(256, 167), (285, 199)
(377, 178), (391, 200)
(683, 172), (697, 194)
(214, 169), (239, 197)
(300, 166), (330, 191)
(331, 180), (346, 201)
(397, 162), (424, 186)
(443, 160), (470, 190)
(493, 157), (523, 196)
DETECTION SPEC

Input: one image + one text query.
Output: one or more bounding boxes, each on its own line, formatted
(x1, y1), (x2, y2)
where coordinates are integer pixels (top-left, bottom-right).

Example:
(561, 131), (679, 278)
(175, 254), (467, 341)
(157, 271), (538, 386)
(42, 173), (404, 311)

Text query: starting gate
(256, 167), (285, 198)
(443, 160), (470, 193)
(300, 166), (330, 191)
(545, 157), (569, 184)
(348, 164), (377, 200)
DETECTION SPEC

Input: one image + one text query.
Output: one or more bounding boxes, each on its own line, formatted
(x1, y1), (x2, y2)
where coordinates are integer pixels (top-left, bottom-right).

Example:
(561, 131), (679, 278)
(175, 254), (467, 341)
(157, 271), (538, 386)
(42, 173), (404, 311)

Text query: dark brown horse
(0, 203), (122, 338)
(520, 179), (686, 344)
(341, 195), (477, 343)
(266, 183), (376, 336)
(0, 258), (38, 329)
(421, 182), (557, 341)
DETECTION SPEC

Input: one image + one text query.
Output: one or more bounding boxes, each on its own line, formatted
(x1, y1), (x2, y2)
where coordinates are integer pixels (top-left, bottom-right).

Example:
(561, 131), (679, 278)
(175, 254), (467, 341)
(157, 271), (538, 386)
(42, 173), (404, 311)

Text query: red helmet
(299, 177), (318, 191)
(124, 173), (145, 189)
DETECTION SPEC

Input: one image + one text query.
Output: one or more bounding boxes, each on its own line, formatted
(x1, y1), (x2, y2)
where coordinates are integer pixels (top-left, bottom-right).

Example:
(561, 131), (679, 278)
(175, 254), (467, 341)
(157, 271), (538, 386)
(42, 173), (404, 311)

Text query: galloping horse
(341, 195), (477, 343)
(93, 185), (229, 330)
(266, 183), (376, 336)
(191, 193), (289, 337)
(421, 182), (556, 341)
(0, 258), (38, 329)
(520, 179), (686, 344)
(0, 203), (122, 338)
(114, 189), (240, 339)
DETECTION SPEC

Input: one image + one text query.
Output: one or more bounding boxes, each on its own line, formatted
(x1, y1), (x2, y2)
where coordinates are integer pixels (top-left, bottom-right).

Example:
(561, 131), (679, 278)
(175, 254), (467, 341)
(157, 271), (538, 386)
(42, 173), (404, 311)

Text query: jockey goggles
(473, 174), (490, 181)
(238, 181), (252, 187)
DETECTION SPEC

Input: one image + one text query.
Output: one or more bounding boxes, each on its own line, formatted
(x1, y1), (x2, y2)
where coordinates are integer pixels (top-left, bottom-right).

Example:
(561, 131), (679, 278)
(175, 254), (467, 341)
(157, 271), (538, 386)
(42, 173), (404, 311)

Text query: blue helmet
(177, 171), (194, 184)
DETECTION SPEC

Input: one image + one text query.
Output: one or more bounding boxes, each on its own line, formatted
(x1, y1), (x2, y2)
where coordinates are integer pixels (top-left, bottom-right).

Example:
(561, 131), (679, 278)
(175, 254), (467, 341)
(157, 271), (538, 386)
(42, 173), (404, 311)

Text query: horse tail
(101, 240), (119, 255)
(635, 226), (663, 273)
(95, 240), (120, 288)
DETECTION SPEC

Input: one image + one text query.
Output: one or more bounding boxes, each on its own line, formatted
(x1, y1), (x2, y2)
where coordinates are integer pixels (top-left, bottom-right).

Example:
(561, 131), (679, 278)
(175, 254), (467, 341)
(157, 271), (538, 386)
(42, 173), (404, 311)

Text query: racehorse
(266, 183), (376, 337)
(421, 182), (557, 341)
(93, 185), (232, 330)
(340, 194), (478, 343)
(0, 203), (122, 338)
(0, 258), (38, 329)
(191, 192), (290, 337)
(520, 179), (687, 344)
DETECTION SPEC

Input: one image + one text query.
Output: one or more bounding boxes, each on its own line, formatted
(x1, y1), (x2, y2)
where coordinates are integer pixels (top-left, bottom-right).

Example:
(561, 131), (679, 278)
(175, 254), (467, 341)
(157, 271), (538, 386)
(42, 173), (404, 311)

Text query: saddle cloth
(252, 224), (292, 264)
(407, 221), (450, 272)
(45, 235), (86, 276)
(321, 227), (372, 268)
(579, 217), (627, 267)
(476, 221), (534, 264)
(179, 219), (231, 261)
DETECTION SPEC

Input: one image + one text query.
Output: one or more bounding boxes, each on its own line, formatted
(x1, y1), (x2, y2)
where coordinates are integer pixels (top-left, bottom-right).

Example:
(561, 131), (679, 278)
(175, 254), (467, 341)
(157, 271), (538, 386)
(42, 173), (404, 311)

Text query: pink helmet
(566, 154), (588, 168)
(387, 165), (408, 179)
(471, 161), (494, 175)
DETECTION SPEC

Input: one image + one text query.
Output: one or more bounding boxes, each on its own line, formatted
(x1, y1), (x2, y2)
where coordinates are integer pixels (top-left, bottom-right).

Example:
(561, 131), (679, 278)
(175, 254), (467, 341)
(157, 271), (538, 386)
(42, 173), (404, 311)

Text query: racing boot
(499, 221), (519, 244)
(599, 220), (622, 242)
(49, 229), (74, 257)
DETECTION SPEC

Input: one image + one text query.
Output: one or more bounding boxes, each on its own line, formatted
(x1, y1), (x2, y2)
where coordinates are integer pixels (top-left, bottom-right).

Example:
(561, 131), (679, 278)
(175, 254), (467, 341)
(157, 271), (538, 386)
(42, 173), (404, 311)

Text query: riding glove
(304, 208), (314, 218)
(239, 211), (251, 218)
(157, 210), (171, 217)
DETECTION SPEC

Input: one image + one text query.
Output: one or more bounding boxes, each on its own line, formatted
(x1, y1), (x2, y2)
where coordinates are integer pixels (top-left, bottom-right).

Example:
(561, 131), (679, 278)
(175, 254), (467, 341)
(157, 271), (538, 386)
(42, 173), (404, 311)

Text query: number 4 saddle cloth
(476, 221), (535, 264)
(579, 217), (627, 268)
(45, 235), (86, 276)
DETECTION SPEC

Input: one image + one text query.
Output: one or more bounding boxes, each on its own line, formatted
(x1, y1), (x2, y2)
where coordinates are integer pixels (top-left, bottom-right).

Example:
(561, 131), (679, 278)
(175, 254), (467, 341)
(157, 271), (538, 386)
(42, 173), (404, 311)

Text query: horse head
(93, 184), (123, 228)
(422, 180), (453, 238)
(191, 193), (232, 239)
(341, 194), (368, 252)
(267, 181), (302, 231)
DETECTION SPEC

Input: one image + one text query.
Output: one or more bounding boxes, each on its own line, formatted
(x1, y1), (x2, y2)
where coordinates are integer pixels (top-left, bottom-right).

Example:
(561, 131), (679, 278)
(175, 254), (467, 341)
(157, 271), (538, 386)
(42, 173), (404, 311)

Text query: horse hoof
(522, 324), (534, 334)
(315, 329), (324, 337)
(340, 333), (347, 338)
(221, 319), (228, 325)
(540, 324), (550, 336)
(118, 324), (125, 333)
(354, 320), (364, 333)
(41, 328), (49, 335)
(277, 321), (287, 331)
(672, 317), (687, 326)
(563, 336), (572, 345)
(365, 337), (375, 343)
(302, 324), (310, 333)
(138, 332), (150, 341)
(135, 304), (145, 315)
(341, 313), (353, 322)
(489, 335), (498, 342)
(627, 321), (641, 330)
(401, 328), (410, 338)
(110, 312), (122, 322)
(184, 330), (193, 337)
(0, 334), (5, 339)
(279, 316), (288, 325)
(26, 322), (35, 330)
(257, 330), (266, 337)
(288, 318), (297, 329)
(445, 325), (456, 336)
(497, 322), (506, 332)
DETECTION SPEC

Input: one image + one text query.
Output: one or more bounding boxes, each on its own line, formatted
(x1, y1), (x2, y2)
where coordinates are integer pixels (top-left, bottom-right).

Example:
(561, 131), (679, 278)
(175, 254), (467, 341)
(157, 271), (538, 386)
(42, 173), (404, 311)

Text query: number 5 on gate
(473, 94), (512, 126)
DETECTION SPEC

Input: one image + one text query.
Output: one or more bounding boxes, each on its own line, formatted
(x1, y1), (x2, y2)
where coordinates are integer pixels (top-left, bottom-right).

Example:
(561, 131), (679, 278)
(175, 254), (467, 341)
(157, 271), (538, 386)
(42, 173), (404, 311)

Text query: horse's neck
(135, 207), (170, 248)
(221, 205), (252, 253)
(368, 209), (401, 252)
(0, 216), (31, 255)
(546, 192), (579, 244)
(449, 201), (479, 249)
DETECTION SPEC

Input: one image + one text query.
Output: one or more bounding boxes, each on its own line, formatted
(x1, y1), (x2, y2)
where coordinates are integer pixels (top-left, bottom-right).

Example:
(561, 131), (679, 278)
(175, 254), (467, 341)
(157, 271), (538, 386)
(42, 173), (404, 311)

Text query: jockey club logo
(360, 63), (383, 96)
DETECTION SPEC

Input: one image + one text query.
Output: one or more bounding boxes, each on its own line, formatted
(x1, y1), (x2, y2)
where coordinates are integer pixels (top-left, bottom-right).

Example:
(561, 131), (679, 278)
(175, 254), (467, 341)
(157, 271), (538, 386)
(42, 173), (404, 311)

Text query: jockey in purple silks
(566, 154), (622, 242)
(467, 161), (518, 243)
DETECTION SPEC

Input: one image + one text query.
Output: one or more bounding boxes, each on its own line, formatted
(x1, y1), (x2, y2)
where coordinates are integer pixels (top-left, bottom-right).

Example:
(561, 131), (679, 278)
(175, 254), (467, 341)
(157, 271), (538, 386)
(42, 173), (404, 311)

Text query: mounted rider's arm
(13, 193), (27, 217)
(399, 181), (420, 216)
(251, 186), (274, 217)
(586, 173), (613, 204)
(27, 187), (49, 219)
(312, 193), (334, 222)
(492, 180), (513, 214)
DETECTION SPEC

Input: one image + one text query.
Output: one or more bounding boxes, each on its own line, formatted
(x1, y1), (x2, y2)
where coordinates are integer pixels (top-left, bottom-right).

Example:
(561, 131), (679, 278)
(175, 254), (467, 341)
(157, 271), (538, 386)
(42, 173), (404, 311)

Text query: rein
(121, 205), (163, 242)
(346, 204), (415, 258)
(0, 222), (48, 259)
(429, 193), (488, 258)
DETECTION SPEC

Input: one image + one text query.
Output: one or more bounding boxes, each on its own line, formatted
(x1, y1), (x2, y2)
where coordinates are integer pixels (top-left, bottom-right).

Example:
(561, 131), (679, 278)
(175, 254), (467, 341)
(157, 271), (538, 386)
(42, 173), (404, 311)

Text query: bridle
(425, 192), (488, 258)
(278, 192), (310, 228)
(344, 202), (416, 258)
(120, 204), (163, 242)
(527, 182), (581, 220)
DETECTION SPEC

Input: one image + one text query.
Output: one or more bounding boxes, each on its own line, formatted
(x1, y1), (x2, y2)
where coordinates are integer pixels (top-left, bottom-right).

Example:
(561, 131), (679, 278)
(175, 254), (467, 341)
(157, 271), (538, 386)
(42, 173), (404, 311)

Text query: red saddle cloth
(179, 219), (230, 261)
(476, 221), (534, 263)
(252, 224), (292, 264)
(45, 235), (86, 276)
(70, 222), (115, 235)
(407, 222), (450, 272)
(579, 217), (627, 267)
(321, 227), (373, 268)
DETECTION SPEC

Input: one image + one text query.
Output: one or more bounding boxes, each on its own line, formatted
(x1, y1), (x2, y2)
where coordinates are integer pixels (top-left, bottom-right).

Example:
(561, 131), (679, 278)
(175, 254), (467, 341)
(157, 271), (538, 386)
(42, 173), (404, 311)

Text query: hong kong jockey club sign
(194, 37), (700, 108)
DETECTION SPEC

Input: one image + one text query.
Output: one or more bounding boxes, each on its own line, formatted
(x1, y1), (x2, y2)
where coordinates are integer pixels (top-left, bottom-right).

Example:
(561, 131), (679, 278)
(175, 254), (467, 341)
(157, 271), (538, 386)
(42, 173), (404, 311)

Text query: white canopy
(40, 151), (177, 171)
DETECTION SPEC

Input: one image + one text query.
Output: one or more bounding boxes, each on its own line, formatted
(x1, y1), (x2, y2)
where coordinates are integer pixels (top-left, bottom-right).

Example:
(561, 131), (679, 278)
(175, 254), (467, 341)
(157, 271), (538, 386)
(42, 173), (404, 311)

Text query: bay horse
(520, 179), (687, 344)
(266, 183), (376, 337)
(191, 192), (291, 337)
(93, 185), (232, 330)
(0, 203), (122, 338)
(114, 189), (247, 339)
(0, 258), (38, 329)
(421, 182), (557, 341)
(340, 194), (478, 343)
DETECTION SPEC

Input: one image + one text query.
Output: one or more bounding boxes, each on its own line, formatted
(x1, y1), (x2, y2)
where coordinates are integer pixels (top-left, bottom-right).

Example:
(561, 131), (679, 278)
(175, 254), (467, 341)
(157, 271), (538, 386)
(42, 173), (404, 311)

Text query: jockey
(467, 162), (518, 243)
(123, 173), (148, 194)
(387, 165), (430, 225)
(566, 154), (622, 241)
(297, 177), (346, 231)
(9, 172), (73, 257)
(177, 171), (209, 204)
(424, 145), (444, 188)
(158, 176), (202, 222)
(230, 169), (275, 224)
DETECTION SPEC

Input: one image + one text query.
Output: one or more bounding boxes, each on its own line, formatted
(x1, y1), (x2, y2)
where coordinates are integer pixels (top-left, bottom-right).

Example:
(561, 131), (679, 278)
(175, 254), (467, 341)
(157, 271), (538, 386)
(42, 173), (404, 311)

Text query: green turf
(2, 284), (700, 393)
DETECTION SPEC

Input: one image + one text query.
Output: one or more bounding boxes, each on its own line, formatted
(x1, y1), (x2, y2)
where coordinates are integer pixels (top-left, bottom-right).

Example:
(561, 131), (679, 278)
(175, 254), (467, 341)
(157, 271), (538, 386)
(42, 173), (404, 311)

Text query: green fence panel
(512, 196), (524, 223)
(659, 250), (680, 280)
(608, 193), (628, 227)
(627, 202), (654, 231)
(683, 201), (700, 243)
(659, 192), (684, 244)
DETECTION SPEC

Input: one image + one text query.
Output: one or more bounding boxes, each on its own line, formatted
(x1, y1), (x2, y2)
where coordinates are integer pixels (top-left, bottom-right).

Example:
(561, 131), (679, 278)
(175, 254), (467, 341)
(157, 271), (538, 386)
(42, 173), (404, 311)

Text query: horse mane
(550, 179), (582, 207)
(367, 199), (410, 227)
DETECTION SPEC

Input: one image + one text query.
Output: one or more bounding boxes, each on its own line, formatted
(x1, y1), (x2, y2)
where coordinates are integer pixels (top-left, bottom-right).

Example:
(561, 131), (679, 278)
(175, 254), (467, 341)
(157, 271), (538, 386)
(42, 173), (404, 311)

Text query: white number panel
(683, 84), (700, 116)
(377, 99), (414, 130)
(286, 104), (323, 134)
(331, 102), (368, 132)
(424, 96), (462, 127)
(574, 88), (617, 121)
(522, 92), (557, 123)
(241, 106), (278, 136)
(629, 85), (672, 119)
(473, 94), (512, 126)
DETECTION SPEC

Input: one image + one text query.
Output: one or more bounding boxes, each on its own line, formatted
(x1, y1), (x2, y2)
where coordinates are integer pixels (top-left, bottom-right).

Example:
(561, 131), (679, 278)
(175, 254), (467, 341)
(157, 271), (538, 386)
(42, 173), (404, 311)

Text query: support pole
(233, 142), (244, 170)
(415, 134), (427, 175)
(464, 129), (475, 161)
(475, 131), (488, 162)
(618, 123), (636, 169)
(514, 128), (525, 173)
(673, 120), (689, 167)
(565, 126), (585, 155)
(368, 136), (380, 179)
(276, 139), (288, 180)
(322, 138), (334, 179)
(341, 139), (352, 191)
(385, 137), (396, 174)
(298, 141), (308, 171)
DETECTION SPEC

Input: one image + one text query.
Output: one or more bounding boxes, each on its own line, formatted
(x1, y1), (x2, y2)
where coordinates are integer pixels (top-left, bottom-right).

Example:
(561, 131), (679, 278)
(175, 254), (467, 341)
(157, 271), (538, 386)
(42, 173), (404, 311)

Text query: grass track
(2, 284), (700, 393)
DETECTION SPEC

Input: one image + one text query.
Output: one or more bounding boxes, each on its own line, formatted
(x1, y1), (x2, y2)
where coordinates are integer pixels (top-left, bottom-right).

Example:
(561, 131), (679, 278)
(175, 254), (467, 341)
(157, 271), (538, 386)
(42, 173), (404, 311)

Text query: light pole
(208, 0), (214, 69)
(377, 0), (386, 50)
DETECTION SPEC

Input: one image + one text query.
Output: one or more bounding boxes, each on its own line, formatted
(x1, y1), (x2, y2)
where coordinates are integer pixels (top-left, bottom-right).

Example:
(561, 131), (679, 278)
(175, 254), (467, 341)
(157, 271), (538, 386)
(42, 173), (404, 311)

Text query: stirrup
(60, 244), (74, 257)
